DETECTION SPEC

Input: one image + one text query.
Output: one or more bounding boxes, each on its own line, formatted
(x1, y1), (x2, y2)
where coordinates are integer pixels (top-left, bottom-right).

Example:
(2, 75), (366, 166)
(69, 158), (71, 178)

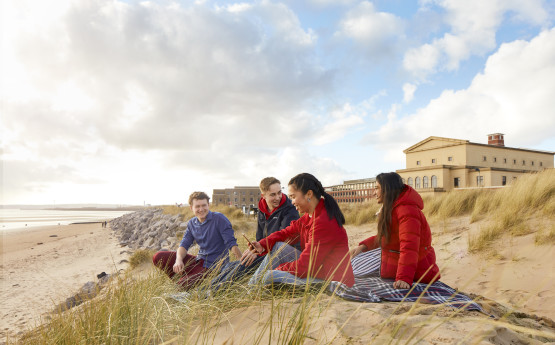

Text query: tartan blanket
(329, 248), (483, 311)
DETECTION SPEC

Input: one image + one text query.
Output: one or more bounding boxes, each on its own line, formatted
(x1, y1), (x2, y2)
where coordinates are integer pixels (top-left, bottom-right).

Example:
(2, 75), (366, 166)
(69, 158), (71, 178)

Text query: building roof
(404, 136), (554, 155)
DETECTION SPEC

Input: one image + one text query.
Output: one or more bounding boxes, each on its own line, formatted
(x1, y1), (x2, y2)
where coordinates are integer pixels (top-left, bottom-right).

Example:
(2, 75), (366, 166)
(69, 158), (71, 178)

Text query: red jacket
(259, 199), (355, 287)
(360, 185), (440, 285)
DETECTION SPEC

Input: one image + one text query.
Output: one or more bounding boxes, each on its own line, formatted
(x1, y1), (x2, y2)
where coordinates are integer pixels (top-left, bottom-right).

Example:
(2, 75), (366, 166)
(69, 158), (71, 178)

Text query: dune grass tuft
(128, 249), (157, 269)
(342, 201), (381, 225)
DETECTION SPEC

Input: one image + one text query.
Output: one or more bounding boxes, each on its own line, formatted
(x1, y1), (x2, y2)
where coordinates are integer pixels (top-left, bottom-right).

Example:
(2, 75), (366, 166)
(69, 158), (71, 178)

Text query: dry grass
(467, 169), (555, 253)
(128, 249), (157, 269)
(342, 201), (381, 225)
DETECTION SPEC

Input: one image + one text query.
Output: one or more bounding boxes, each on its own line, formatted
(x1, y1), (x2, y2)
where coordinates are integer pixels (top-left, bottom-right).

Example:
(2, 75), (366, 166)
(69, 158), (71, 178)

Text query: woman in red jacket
(246, 173), (355, 287)
(350, 172), (440, 289)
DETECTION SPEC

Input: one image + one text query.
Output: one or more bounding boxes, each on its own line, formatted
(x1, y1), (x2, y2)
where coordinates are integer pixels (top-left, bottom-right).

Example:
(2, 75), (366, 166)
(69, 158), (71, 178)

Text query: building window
(504, 158), (507, 163)
(531, 161), (534, 166)
(423, 176), (429, 188)
(483, 156), (487, 161)
(513, 159), (517, 164)
(540, 162), (543, 167)
(476, 176), (484, 187)
(415, 177), (421, 189)
(416, 161), (421, 166)
(448, 156), (453, 161)
(502, 176), (507, 186)
(522, 160), (526, 165)
(494, 157), (497, 162)
(431, 175), (437, 188)
(454, 177), (460, 188)
(407, 177), (413, 187)
(432, 159), (436, 163)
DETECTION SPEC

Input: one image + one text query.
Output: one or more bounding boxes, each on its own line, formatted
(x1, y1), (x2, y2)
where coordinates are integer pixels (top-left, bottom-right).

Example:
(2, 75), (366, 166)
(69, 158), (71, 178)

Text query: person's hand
(247, 240), (264, 255)
(173, 259), (185, 273)
(349, 244), (367, 259)
(393, 280), (410, 289)
(240, 248), (258, 267)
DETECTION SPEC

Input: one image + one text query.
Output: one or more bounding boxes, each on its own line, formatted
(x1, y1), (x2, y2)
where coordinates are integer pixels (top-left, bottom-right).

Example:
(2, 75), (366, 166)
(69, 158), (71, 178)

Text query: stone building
(325, 177), (377, 203)
(212, 186), (260, 209)
(396, 133), (554, 193)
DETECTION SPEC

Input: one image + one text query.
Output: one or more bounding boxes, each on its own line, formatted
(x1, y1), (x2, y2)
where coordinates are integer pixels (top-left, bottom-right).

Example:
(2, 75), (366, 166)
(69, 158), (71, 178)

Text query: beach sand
(1, 215), (554, 344)
(0, 223), (130, 342)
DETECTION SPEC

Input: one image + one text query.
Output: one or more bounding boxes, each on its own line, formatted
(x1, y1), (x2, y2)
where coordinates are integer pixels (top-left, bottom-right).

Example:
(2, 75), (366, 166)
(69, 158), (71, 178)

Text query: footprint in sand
(538, 290), (550, 297)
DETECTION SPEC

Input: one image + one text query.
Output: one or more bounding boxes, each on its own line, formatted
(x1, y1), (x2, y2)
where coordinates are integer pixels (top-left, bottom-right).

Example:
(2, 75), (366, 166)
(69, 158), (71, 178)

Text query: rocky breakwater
(110, 208), (186, 251)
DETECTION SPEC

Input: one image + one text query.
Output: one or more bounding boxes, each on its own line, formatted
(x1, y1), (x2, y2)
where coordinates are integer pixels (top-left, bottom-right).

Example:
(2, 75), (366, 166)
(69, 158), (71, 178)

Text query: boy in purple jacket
(153, 191), (241, 289)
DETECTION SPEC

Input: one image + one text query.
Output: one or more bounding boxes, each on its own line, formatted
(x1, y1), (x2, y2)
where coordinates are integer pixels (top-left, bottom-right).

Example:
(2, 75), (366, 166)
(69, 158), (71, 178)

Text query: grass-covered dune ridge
(10, 170), (555, 344)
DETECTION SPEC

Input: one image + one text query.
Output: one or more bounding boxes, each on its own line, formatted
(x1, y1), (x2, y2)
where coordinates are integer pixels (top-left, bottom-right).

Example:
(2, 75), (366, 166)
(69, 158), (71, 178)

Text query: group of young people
(152, 172), (440, 291)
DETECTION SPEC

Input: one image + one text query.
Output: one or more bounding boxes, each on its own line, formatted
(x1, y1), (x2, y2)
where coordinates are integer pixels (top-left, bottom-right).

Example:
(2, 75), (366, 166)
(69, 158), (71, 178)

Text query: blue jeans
(248, 242), (324, 286)
(209, 255), (266, 291)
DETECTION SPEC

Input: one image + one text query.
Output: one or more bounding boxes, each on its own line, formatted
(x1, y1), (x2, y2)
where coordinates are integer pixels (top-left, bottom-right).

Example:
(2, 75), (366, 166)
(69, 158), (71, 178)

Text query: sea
(0, 208), (134, 232)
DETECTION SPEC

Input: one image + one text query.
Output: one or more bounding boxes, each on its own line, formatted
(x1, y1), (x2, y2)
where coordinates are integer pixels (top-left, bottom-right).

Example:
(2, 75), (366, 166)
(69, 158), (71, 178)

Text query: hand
(240, 249), (258, 267)
(247, 240), (264, 255)
(349, 244), (367, 259)
(173, 259), (185, 274)
(393, 280), (410, 289)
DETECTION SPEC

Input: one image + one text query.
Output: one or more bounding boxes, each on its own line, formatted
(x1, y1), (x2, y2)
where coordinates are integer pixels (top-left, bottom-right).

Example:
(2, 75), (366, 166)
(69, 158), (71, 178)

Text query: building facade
(325, 177), (377, 203)
(396, 133), (554, 193)
(212, 186), (260, 208)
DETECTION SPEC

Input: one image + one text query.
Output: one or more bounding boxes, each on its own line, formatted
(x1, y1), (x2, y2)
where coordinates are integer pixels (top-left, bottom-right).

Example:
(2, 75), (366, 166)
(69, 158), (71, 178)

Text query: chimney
(487, 133), (505, 146)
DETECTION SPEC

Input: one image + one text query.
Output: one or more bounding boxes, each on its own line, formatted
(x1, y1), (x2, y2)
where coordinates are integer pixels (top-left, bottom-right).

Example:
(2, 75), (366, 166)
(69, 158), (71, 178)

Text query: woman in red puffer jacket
(350, 172), (440, 289)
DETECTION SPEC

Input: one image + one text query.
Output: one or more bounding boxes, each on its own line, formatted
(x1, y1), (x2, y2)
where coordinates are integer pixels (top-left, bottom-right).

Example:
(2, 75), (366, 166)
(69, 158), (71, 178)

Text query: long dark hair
(288, 173), (345, 226)
(376, 172), (405, 244)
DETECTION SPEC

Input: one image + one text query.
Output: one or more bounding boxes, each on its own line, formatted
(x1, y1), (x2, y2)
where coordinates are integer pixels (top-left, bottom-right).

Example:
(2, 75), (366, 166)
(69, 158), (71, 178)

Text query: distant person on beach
(349, 172), (440, 289)
(210, 177), (299, 288)
(152, 192), (242, 289)
(246, 173), (355, 287)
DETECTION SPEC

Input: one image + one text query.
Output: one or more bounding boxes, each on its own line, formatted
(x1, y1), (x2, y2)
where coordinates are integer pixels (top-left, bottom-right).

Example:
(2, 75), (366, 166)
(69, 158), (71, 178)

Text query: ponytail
(288, 173), (345, 226)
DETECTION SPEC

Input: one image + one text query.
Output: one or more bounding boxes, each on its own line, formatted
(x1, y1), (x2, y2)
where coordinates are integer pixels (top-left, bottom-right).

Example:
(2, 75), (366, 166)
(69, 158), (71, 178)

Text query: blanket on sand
(329, 248), (483, 311)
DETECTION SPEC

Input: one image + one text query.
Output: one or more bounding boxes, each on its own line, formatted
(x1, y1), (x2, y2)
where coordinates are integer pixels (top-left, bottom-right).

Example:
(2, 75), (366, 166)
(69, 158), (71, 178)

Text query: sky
(2, 0), (555, 206)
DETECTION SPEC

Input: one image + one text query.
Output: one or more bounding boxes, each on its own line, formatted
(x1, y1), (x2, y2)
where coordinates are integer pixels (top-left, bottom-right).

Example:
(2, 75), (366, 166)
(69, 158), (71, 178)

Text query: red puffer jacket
(359, 185), (440, 285)
(259, 199), (355, 287)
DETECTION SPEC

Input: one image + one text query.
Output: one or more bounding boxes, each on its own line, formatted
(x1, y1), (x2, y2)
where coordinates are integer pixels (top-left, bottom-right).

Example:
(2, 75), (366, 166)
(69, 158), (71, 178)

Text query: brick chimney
(487, 133), (505, 146)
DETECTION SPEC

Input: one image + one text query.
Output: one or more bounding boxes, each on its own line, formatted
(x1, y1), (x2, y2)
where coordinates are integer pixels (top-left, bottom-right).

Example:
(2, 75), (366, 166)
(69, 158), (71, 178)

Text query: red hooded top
(359, 185), (440, 285)
(258, 193), (286, 219)
(259, 199), (355, 287)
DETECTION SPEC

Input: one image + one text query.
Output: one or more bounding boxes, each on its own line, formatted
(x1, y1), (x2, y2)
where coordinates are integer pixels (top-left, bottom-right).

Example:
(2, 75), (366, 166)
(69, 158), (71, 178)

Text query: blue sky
(2, 0), (555, 205)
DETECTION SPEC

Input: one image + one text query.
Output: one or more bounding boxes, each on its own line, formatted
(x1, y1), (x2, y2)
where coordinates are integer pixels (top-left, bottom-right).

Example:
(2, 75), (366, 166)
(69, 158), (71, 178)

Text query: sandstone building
(396, 133), (554, 193)
(324, 177), (377, 203)
(212, 186), (260, 208)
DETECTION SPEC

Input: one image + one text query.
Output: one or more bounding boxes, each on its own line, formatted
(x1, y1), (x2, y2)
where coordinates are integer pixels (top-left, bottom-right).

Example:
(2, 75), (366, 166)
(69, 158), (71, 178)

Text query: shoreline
(0, 222), (131, 342)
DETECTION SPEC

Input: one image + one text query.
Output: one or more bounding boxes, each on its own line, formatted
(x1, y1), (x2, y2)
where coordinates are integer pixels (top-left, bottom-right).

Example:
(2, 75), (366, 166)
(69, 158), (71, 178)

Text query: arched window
(431, 175), (437, 188)
(402, 178), (406, 184)
(407, 177), (413, 187)
(423, 176), (429, 188)
(415, 177), (421, 189)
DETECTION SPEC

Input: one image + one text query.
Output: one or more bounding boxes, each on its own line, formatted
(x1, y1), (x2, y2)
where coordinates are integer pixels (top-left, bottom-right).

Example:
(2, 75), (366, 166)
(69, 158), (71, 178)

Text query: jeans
(248, 242), (324, 286)
(209, 255), (266, 291)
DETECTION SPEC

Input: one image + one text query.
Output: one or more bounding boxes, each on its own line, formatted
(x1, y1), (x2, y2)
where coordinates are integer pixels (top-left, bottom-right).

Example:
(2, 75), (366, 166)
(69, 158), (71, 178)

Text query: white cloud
(371, 28), (555, 158)
(404, 0), (550, 78)
(1, 0), (355, 204)
(335, 1), (403, 58)
(402, 83), (417, 103)
(305, 0), (357, 7)
(313, 103), (366, 145)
